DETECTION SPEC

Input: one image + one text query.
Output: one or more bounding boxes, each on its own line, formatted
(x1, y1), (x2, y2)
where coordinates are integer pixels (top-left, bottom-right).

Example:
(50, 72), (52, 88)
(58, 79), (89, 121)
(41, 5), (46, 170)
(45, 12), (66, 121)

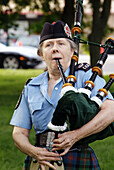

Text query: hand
(52, 131), (77, 156)
(33, 147), (60, 170)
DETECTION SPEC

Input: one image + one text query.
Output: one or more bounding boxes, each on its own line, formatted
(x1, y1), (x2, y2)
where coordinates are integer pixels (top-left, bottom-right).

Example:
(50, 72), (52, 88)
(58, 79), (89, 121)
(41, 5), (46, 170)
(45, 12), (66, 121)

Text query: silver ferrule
(98, 91), (105, 98)
(97, 60), (103, 66)
(68, 78), (75, 83)
(86, 83), (93, 89)
(74, 21), (81, 27)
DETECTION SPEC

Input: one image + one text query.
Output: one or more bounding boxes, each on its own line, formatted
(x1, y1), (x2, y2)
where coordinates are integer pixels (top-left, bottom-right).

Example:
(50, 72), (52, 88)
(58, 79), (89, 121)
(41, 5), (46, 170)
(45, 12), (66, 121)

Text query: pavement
(36, 54), (114, 75)
(78, 54), (114, 75)
(102, 55), (114, 75)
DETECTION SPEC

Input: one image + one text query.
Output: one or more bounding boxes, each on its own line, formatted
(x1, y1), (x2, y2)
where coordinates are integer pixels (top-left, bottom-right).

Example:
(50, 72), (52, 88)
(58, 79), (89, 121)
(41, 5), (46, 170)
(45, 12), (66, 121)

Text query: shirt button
(55, 87), (58, 90)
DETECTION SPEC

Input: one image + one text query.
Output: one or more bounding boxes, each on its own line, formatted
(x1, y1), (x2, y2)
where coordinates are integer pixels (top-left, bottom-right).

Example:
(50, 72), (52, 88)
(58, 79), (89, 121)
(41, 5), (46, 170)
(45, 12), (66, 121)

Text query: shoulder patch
(15, 93), (22, 110)
(75, 63), (91, 72)
(15, 78), (32, 110)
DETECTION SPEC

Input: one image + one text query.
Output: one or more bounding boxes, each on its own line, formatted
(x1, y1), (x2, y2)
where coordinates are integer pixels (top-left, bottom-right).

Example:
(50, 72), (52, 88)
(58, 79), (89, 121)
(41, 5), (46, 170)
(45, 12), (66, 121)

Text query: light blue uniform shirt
(10, 66), (113, 134)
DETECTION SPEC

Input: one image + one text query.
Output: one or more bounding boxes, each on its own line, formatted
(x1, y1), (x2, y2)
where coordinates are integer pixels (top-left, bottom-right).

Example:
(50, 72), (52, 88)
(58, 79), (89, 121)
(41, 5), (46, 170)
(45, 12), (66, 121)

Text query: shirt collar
(29, 71), (48, 86)
(29, 67), (70, 86)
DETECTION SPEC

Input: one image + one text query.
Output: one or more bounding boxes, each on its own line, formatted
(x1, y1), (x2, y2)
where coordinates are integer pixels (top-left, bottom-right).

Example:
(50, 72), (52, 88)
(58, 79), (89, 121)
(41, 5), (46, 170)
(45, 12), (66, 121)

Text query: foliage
(0, 0), (63, 41)
(0, 0), (42, 31)
(29, 12), (61, 34)
(0, 69), (114, 169)
(88, 0), (112, 66)
(28, 0), (62, 34)
(0, 0), (18, 31)
(37, 0), (61, 13)
(0, 11), (18, 31)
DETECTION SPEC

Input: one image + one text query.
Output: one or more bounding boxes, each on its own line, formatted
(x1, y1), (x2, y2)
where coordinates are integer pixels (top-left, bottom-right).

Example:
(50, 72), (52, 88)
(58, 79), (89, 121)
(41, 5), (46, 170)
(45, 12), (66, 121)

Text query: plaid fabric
(62, 146), (101, 170)
(23, 146), (100, 170)
(23, 155), (32, 170)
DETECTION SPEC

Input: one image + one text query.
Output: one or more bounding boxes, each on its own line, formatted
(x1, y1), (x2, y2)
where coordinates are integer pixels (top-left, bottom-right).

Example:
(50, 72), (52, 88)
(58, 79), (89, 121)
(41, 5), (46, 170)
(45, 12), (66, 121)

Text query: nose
(52, 49), (59, 53)
(51, 44), (59, 54)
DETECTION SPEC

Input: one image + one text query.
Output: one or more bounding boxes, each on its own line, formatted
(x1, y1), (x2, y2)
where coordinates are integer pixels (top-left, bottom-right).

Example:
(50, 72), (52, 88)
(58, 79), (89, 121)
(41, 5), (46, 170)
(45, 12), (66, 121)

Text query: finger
(53, 138), (64, 144)
(39, 149), (60, 157)
(41, 161), (56, 170)
(53, 139), (67, 149)
(60, 147), (70, 156)
(38, 154), (61, 162)
(53, 134), (66, 143)
(41, 165), (45, 170)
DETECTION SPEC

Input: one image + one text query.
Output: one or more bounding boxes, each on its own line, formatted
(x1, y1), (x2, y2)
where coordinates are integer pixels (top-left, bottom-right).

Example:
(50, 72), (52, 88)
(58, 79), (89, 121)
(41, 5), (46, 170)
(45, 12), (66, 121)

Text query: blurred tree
(0, 0), (39, 45)
(0, 0), (18, 45)
(61, 0), (75, 28)
(61, 0), (113, 66)
(88, 0), (112, 67)
(28, 0), (62, 34)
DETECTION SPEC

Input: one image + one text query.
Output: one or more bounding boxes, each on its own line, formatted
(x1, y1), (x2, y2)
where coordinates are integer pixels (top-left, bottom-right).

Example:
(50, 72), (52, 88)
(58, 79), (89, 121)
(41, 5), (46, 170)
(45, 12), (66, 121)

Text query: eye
(59, 42), (64, 45)
(46, 43), (51, 47)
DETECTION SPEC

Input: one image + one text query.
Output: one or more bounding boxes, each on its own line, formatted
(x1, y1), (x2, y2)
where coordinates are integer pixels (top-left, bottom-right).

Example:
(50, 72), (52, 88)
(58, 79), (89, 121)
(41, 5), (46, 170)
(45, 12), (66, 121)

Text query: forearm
(75, 112), (110, 140)
(12, 127), (37, 158)
(12, 126), (60, 169)
(74, 99), (114, 141)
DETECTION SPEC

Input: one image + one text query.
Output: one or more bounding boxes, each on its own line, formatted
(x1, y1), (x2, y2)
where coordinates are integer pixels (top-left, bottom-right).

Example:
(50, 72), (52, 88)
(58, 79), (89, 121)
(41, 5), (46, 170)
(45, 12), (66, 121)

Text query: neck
(48, 68), (61, 81)
(47, 69), (61, 98)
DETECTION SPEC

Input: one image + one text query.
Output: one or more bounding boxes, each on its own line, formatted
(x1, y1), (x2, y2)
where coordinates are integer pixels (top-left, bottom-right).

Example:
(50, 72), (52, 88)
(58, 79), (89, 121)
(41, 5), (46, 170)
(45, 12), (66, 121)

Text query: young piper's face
(41, 38), (74, 73)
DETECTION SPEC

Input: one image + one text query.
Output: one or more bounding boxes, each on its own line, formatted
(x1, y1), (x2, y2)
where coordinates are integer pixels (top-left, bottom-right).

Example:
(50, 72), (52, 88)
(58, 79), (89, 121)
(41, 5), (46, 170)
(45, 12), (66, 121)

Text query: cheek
(64, 50), (73, 61)
(42, 50), (51, 60)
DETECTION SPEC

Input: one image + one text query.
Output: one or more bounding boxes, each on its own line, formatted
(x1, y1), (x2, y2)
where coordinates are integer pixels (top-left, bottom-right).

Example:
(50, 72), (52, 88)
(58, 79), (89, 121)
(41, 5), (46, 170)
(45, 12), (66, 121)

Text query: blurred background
(0, 1), (114, 169)
(0, 0), (114, 71)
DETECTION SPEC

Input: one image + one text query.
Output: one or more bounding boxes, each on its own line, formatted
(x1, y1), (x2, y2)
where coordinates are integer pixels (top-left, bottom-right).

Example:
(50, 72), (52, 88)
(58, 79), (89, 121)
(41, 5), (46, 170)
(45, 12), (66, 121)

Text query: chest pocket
(29, 102), (43, 115)
(29, 101), (51, 132)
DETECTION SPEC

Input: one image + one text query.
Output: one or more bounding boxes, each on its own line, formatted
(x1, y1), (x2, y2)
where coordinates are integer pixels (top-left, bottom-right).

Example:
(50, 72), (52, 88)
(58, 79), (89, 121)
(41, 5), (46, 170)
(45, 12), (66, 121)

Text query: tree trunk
(88, 0), (111, 67)
(61, 0), (75, 28)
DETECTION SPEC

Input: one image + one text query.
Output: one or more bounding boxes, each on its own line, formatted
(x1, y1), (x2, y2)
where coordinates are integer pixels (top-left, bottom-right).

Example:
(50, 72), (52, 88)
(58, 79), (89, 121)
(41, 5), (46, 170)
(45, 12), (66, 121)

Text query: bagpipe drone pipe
(47, 0), (114, 145)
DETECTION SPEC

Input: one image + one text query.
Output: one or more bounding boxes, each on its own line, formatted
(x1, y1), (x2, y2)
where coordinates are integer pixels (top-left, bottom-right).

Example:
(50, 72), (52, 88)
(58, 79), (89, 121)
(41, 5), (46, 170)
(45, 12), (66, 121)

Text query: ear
(71, 49), (74, 57)
(72, 49), (74, 55)
(40, 54), (45, 61)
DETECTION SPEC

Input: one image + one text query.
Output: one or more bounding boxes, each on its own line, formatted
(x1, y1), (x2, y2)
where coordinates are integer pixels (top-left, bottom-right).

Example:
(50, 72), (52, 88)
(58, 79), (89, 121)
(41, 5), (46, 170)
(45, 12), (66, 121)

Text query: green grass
(0, 69), (114, 170)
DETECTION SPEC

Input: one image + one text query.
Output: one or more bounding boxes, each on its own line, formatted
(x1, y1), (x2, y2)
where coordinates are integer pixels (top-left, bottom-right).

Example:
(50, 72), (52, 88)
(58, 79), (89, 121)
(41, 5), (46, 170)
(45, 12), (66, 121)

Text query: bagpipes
(47, 0), (114, 145)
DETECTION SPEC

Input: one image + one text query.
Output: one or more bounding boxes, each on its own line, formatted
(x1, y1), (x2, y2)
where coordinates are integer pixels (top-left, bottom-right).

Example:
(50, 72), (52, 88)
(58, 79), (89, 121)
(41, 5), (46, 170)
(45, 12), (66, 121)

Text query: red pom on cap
(52, 22), (56, 24)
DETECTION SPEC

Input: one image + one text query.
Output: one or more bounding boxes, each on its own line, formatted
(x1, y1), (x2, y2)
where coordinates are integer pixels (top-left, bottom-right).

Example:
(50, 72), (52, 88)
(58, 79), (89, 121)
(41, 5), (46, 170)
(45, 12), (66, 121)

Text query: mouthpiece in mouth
(53, 58), (61, 60)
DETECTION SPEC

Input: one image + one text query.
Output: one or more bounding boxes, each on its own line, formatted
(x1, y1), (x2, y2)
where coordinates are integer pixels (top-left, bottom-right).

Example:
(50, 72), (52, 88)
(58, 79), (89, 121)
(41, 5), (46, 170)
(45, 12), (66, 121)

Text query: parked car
(15, 34), (40, 48)
(0, 43), (42, 69)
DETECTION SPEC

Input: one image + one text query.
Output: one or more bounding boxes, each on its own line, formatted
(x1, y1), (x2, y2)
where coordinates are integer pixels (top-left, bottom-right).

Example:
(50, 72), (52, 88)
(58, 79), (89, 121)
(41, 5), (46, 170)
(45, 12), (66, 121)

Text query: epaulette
(75, 63), (91, 72)
(25, 78), (33, 85)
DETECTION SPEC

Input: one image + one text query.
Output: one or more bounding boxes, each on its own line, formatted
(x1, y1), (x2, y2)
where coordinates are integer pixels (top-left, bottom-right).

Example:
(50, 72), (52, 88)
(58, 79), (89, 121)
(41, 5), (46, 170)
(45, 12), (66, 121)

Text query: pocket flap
(29, 102), (43, 114)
